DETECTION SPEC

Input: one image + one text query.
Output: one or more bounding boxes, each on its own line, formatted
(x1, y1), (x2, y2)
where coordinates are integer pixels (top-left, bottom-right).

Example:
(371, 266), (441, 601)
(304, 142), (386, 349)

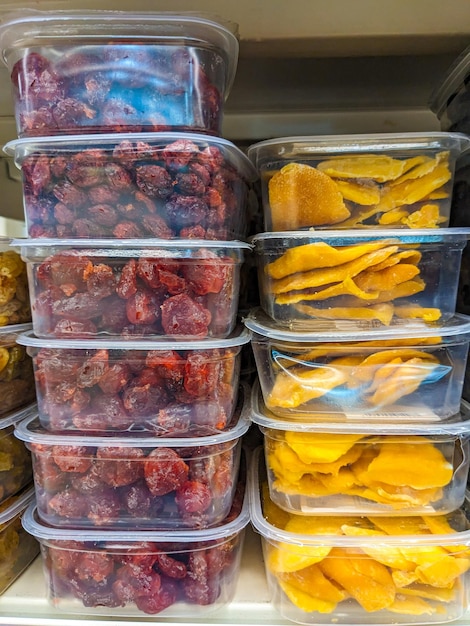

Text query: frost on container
(250, 449), (470, 625)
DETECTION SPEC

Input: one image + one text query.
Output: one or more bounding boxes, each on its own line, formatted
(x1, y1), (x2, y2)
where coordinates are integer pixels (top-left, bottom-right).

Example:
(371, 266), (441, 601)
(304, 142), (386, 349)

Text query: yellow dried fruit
(354, 263), (420, 293)
(394, 305), (442, 322)
(280, 564), (347, 607)
(334, 179), (381, 205)
(317, 155), (407, 182)
(284, 431), (364, 465)
(278, 579), (338, 613)
(387, 595), (436, 616)
(294, 302), (395, 325)
(268, 163), (350, 229)
(378, 163), (451, 210)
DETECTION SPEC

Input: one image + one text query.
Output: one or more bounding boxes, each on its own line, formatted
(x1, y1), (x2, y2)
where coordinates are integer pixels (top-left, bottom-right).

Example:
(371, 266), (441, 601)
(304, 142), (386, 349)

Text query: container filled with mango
(247, 133), (470, 231)
(245, 310), (470, 420)
(0, 324), (35, 418)
(252, 230), (470, 329)
(0, 404), (34, 505)
(0, 240), (30, 328)
(251, 391), (470, 515)
(250, 448), (470, 624)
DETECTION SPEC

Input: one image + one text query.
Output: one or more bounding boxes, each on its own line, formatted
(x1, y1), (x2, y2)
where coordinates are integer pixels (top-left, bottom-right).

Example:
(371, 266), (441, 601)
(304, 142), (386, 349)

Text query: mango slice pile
(266, 345), (450, 411)
(264, 239), (441, 325)
(267, 152), (451, 230)
(263, 485), (470, 616)
(266, 432), (454, 511)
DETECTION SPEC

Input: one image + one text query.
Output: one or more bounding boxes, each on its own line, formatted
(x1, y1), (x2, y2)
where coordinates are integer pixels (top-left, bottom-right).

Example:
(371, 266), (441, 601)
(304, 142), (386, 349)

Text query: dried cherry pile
(19, 137), (250, 240)
(32, 248), (239, 338)
(12, 47), (225, 137)
(31, 438), (240, 529)
(32, 346), (240, 433)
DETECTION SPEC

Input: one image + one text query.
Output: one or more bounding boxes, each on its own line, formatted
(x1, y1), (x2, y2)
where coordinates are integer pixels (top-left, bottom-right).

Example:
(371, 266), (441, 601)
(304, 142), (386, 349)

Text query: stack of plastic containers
(244, 133), (470, 624)
(0, 8), (257, 617)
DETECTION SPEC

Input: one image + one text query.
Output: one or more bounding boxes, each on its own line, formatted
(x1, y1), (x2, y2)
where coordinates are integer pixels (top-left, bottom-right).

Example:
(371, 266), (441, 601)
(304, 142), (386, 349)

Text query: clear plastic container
(245, 309), (470, 420)
(252, 387), (470, 516)
(0, 485), (38, 596)
(252, 229), (470, 328)
(21, 465), (248, 617)
(250, 447), (470, 625)
(15, 390), (249, 530)
(0, 10), (239, 137)
(4, 133), (257, 240)
(0, 239), (30, 327)
(0, 323), (35, 417)
(17, 329), (250, 434)
(247, 133), (470, 230)
(0, 404), (35, 504)
(14, 239), (251, 339)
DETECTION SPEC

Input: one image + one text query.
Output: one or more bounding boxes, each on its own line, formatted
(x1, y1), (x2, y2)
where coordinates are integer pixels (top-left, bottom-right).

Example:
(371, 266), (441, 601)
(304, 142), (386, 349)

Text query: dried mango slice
(278, 579), (338, 613)
(316, 468), (359, 494)
(339, 277), (425, 307)
(351, 349), (438, 382)
(266, 241), (393, 279)
(398, 584), (456, 603)
(367, 249), (422, 271)
(340, 525), (416, 570)
(394, 305), (442, 322)
(387, 595), (436, 616)
(379, 208), (410, 225)
(403, 204), (445, 228)
(334, 179), (381, 205)
(285, 431), (364, 464)
(389, 155), (442, 186)
(368, 516), (430, 536)
(286, 514), (359, 536)
(378, 162), (451, 211)
(271, 245), (399, 295)
(268, 443), (311, 485)
(392, 570), (419, 587)
(262, 483), (291, 529)
(294, 302), (395, 326)
(422, 516), (470, 555)
(280, 564), (347, 606)
(318, 548), (396, 612)
(354, 263), (420, 293)
(308, 444), (363, 475)
(268, 163), (350, 229)
(276, 277), (380, 305)
(369, 483), (443, 507)
(273, 472), (333, 496)
(415, 555), (470, 588)
(317, 155), (406, 182)
(368, 358), (447, 406)
(267, 362), (349, 409)
(365, 439), (453, 490)
(267, 543), (332, 573)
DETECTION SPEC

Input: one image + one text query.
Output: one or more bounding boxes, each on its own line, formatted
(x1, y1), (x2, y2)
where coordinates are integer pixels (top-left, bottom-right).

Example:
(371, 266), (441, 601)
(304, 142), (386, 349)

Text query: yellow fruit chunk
(368, 516), (429, 536)
(267, 362), (349, 409)
(365, 439), (453, 489)
(271, 245), (399, 294)
(280, 564), (347, 606)
(334, 179), (381, 205)
(261, 483), (291, 529)
(268, 163), (350, 229)
(415, 555), (470, 588)
(319, 548), (396, 612)
(394, 305), (442, 322)
(378, 162), (451, 210)
(317, 155), (407, 182)
(294, 303), (395, 326)
(278, 579), (338, 613)
(354, 263), (420, 293)
(403, 204), (445, 228)
(367, 249), (422, 272)
(389, 155), (443, 186)
(339, 277), (425, 306)
(267, 543), (332, 573)
(265, 241), (393, 279)
(285, 432), (364, 464)
(340, 525), (416, 570)
(316, 468), (359, 494)
(379, 208), (410, 225)
(269, 440), (313, 482)
(351, 349), (437, 382)
(399, 583), (456, 603)
(276, 276), (380, 304)
(368, 358), (443, 406)
(387, 595), (436, 616)
(309, 444), (363, 475)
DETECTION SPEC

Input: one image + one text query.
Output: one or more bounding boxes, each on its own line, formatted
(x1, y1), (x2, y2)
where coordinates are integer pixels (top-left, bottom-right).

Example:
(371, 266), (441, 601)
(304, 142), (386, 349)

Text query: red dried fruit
(52, 445), (92, 473)
(144, 448), (189, 496)
(184, 351), (221, 397)
(23, 154), (51, 196)
(113, 221), (145, 238)
(155, 553), (187, 579)
(53, 318), (98, 337)
(52, 180), (88, 208)
(48, 488), (89, 518)
(98, 363), (131, 394)
(175, 480), (212, 515)
(122, 376), (169, 417)
(95, 446), (145, 487)
(141, 214), (174, 238)
(175, 172), (206, 196)
(52, 98), (96, 129)
(165, 195), (207, 229)
(71, 466), (106, 495)
(126, 289), (160, 325)
(52, 292), (106, 320)
(162, 139), (199, 171)
(120, 481), (164, 518)
(66, 149), (106, 187)
(76, 349), (109, 388)
(75, 552), (114, 583)
(154, 404), (192, 435)
(101, 98), (142, 133)
(161, 293), (211, 337)
(145, 350), (185, 380)
(87, 489), (121, 525)
(134, 584), (175, 615)
(88, 185), (120, 205)
(54, 202), (76, 225)
(181, 251), (226, 295)
(104, 162), (133, 191)
(183, 553), (220, 605)
(136, 164), (173, 199)
(116, 259), (138, 300)
(113, 564), (161, 603)
(87, 204), (118, 227)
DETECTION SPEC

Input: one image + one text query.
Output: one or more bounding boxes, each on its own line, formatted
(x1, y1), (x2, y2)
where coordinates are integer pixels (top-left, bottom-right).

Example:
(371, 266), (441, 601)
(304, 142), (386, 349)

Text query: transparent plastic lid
(247, 132), (470, 167)
(12, 238), (252, 260)
(0, 10), (240, 97)
(15, 382), (250, 448)
(4, 131), (258, 182)
(244, 308), (470, 343)
(0, 485), (35, 526)
(0, 322), (32, 345)
(250, 381), (470, 436)
(251, 228), (470, 248)
(429, 45), (470, 117)
(249, 447), (470, 546)
(17, 326), (252, 351)
(0, 403), (37, 431)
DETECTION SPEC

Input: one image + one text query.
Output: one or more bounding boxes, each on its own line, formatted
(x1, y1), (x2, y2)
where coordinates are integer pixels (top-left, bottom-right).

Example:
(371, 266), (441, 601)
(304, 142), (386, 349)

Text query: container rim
(250, 381), (470, 436)
(0, 322), (32, 338)
(17, 326), (252, 350)
(0, 485), (35, 526)
(4, 131), (258, 182)
(249, 447), (470, 547)
(12, 237), (253, 252)
(15, 382), (251, 447)
(247, 131), (470, 165)
(429, 44), (470, 117)
(0, 9), (240, 98)
(22, 482), (250, 543)
(251, 228), (470, 244)
(244, 308), (470, 342)
(0, 403), (37, 430)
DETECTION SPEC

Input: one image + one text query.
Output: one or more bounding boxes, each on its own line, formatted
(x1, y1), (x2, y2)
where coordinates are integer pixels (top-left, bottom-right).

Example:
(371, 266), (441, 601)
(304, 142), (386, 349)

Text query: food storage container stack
(244, 133), (470, 624)
(0, 9), (258, 616)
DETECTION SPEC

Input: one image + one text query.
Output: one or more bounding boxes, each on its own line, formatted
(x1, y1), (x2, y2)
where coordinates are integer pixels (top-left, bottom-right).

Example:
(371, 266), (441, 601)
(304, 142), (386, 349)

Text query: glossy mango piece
(280, 563), (347, 606)
(352, 349), (437, 382)
(317, 154), (407, 182)
(378, 162), (451, 210)
(261, 482), (291, 529)
(334, 179), (381, 205)
(294, 302), (395, 326)
(267, 542), (332, 573)
(403, 204), (445, 228)
(266, 241), (393, 280)
(278, 579), (338, 613)
(387, 595), (436, 616)
(308, 444), (363, 475)
(340, 525), (416, 570)
(319, 547), (396, 612)
(399, 583), (456, 603)
(339, 277), (425, 307)
(354, 263), (420, 293)
(275, 276), (379, 305)
(269, 440), (313, 483)
(285, 431), (364, 464)
(268, 163), (350, 229)
(394, 305), (442, 322)
(415, 555), (470, 588)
